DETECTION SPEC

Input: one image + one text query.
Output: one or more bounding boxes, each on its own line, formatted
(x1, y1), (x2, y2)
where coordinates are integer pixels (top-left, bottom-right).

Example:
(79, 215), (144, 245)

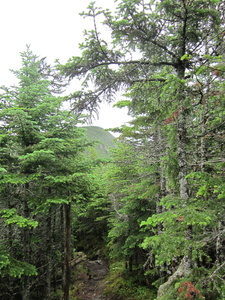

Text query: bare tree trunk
(158, 125), (167, 208)
(177, 108), (189, 201)
(157, 64), (192, 298)
(62, 203), (71, 300)
(156, 125), (168, 278)
(215, 221), (224, 265)
(46, 205), (53, 300)
(52, 207), (58, 293)
(200, 87), (208, 173)
(155, 124), (167, 231)
(157, 256), (192, 298)
(22, 183), (31, 300)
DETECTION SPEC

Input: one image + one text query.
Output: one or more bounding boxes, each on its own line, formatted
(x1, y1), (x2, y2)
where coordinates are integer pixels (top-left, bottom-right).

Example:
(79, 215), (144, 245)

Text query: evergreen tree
(60, 0), (225, 298)
(0, 46), (94, 300)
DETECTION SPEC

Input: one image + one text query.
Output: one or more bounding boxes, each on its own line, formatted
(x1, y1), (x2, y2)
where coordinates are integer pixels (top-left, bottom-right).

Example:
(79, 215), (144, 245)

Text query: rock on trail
(74, 258), (109, 300)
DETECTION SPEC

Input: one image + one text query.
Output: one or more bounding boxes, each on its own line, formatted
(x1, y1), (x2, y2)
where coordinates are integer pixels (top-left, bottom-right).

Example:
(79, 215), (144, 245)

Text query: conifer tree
(60, 0), (225, 298)
(0, 46), (93, 299)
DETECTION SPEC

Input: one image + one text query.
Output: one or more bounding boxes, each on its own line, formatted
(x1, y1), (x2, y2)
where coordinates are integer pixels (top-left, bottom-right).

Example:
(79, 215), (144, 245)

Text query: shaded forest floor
(71, 255), (109, 300)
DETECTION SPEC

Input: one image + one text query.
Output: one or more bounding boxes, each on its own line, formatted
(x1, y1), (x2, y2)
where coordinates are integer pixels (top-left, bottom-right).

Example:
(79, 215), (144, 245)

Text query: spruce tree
(60, 0), (225, 298)
(0, 46), (93, 299)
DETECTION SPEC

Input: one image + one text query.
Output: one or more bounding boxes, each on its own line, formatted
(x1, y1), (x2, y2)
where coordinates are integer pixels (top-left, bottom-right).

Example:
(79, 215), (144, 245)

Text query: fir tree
(60, 0), (225, 298)
(0, 46), (94, 299)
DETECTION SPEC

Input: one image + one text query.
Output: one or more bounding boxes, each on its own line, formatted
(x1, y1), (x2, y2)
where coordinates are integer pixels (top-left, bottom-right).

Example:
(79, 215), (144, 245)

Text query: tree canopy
(59, 0), (225, 299)
(0, 1), (225, 299)
(0, 46), (100, 300)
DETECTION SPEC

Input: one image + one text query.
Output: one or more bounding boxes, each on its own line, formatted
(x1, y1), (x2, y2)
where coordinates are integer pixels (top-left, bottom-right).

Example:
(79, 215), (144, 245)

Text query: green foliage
(103, 262), (156, 300)
(141, 205), (214, 265)
(114, 100), (132, 108)
(0, 46), (101, 299)
(71, 165), (110, 258)
(0, 209), (38, 228)
(0, 0), (221, 298)
(61, 0), (225, 295)
(0, 248), (37, 277)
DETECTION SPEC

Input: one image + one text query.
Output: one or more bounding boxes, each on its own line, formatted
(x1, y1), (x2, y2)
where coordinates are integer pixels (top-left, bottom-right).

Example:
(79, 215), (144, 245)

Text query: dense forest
(0, 0), (225, 299)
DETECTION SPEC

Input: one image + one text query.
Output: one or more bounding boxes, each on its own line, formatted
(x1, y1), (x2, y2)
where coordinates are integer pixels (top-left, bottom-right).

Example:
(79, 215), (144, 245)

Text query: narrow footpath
(74, 258), (109, 300)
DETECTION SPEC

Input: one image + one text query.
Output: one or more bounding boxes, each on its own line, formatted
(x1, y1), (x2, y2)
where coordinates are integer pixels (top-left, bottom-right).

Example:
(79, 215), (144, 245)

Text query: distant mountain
(82, 126), (116, 159)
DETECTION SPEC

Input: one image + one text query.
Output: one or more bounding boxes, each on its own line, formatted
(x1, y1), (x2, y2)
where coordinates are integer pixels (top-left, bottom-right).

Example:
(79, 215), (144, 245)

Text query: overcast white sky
(0, 0), (131, 130)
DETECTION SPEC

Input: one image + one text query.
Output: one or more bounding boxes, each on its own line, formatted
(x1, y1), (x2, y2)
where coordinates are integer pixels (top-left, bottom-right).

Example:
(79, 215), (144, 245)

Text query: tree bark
(157, 61), (192, 299)
(22, 183), (31, 300)
(46, 205), (53, 300)
(62, 203), (71, 300)
(157, 256), (192, 299)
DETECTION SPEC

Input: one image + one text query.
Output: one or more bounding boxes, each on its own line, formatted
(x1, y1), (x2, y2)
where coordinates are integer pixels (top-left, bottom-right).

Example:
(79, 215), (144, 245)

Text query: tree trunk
(157, 256), (192, 299)
(22, 183), (31, 300)
(62, 203), (71, 300)
(52, 208), (58, 293)
(177, 108), (189, 201)
(157, 65), (193, 298)
(46, 205), (53, 300)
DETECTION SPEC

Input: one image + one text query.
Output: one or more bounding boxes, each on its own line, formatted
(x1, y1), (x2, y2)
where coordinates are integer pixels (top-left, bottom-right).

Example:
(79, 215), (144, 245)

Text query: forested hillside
(0, 0), (225, 300)
(82, 126), (116, 158)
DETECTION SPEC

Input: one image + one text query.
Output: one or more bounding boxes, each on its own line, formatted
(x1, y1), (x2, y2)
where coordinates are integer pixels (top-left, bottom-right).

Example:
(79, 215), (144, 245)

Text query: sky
(0, 0), (131, 130)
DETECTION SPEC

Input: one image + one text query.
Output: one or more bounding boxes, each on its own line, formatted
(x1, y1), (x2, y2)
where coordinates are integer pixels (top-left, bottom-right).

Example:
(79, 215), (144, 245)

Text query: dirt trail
(75, 259), (109, 300)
